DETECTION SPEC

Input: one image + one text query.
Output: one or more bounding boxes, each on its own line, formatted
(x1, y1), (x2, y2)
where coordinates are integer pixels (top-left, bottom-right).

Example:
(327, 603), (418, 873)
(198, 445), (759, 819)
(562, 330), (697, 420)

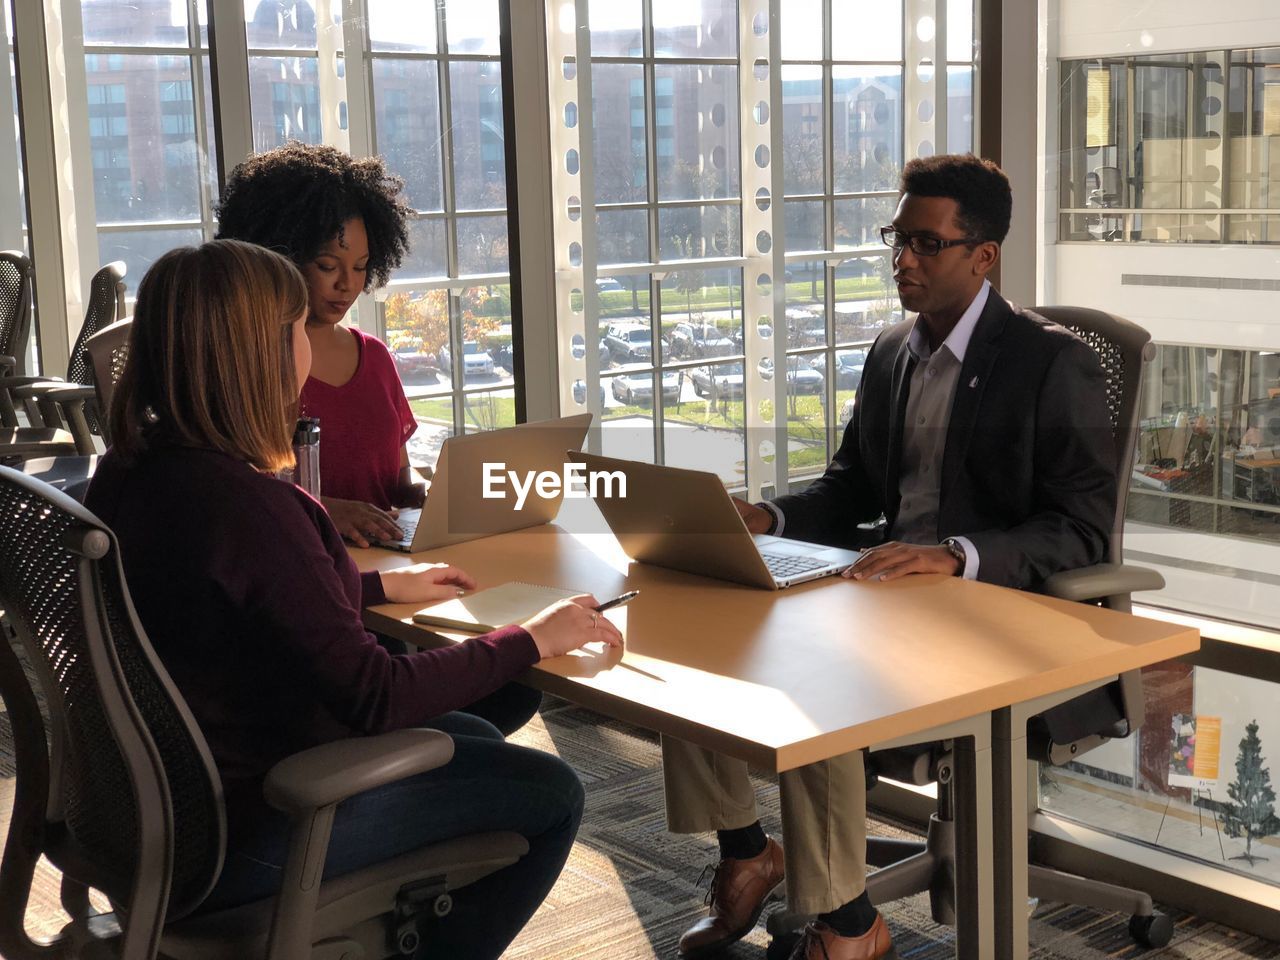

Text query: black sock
(716, 822), (767, 861)
(817, 891), (878, 937)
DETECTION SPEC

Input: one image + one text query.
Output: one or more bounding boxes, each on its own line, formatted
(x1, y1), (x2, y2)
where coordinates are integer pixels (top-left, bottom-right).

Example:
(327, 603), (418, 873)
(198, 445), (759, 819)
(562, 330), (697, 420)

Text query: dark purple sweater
(86, 445), (540, 800)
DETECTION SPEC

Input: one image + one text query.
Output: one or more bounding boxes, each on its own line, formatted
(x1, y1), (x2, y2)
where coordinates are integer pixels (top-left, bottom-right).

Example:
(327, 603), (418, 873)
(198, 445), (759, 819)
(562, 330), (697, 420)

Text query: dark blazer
(772, 289), (1117, 591)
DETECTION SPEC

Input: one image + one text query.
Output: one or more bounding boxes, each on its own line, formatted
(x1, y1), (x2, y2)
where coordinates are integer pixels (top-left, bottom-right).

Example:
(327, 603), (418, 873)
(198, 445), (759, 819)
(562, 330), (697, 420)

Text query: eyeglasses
(879, 227), (979, 257)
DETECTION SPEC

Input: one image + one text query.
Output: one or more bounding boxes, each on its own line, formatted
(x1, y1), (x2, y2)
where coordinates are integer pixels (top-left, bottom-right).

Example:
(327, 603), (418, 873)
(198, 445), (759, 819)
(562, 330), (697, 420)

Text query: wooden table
(353, 523), (1199, 960)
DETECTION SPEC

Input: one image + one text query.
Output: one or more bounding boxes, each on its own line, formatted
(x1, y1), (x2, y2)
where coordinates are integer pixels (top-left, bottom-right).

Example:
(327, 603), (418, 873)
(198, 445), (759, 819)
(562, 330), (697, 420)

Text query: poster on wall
(1168, 714), (1222, 789)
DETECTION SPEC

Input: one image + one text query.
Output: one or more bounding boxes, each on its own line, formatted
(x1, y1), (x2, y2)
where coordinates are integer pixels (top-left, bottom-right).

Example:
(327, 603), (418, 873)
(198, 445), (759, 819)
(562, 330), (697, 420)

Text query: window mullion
(641, 0), (664, 464)
(187, 0), (216, 240)
(314, 0), (349, 150)
(206, 0), (253, 182)
(48, 0), (100, 358)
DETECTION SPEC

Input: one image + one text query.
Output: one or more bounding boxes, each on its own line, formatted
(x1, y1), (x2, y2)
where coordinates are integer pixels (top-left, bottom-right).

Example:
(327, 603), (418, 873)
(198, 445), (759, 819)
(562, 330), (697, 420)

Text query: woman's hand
(380, 563), (478, 603)
(521, 594), (624, 660)
(323, 496), (403, 548)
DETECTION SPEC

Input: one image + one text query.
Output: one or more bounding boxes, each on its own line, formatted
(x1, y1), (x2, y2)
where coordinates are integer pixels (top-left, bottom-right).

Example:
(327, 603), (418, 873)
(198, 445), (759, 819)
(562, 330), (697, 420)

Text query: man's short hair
(900, 154), (1013, 245)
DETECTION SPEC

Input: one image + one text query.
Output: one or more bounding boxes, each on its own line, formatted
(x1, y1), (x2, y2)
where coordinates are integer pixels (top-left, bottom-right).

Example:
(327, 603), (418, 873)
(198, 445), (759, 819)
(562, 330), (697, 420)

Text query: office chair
(766, 307), (1171, 956)
(3, 319), (131, 499)
(0, 252), (82, 459)
(0, 466), (529, 960)
(0, 251), (35, 387)
(2, 261), (127, 457)
(1087, 166), (1125, 239)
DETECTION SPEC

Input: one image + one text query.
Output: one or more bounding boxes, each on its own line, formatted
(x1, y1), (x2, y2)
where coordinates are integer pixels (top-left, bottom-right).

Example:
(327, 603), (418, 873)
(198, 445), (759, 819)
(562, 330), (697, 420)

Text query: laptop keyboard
(385, 507), (421, 547)
(760, 552), (830, 579)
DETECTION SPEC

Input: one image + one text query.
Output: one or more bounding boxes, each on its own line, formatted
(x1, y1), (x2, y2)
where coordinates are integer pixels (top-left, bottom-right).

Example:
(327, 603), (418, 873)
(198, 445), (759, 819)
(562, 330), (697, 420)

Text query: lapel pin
(969, 376), (979, 388)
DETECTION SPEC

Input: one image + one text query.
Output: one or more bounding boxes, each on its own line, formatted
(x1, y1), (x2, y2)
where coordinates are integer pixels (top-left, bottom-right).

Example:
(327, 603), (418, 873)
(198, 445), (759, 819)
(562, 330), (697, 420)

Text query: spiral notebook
(411, 582), (581, 633)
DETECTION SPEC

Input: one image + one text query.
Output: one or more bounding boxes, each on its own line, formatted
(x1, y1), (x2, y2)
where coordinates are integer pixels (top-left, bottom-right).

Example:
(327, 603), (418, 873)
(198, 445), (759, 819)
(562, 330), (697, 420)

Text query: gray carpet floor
(2, 693), (1278, 959)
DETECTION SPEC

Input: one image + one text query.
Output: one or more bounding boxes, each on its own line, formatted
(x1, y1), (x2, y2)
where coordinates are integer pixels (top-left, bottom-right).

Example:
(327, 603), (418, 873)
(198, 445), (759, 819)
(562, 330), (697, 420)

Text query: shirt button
(917, 415), (926, 425)
(923, 464), (931, 473)
(927, 367), (936, 377)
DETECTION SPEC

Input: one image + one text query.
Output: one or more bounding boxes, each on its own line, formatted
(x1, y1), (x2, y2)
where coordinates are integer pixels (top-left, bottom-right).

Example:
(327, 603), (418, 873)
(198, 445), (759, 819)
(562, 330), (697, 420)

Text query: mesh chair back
(0, 466), (225, 923)
(64, 262), (126, 437)
(68, 262), (126, 386)
(85, 319), (132, 443)
(1032, 306), (1154, 561)
(0, 251), (34, 375)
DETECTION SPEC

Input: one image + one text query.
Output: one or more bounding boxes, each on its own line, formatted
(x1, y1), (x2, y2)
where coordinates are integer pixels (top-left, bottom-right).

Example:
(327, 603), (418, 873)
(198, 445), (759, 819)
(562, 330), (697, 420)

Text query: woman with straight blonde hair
(87, 239), (622, 959)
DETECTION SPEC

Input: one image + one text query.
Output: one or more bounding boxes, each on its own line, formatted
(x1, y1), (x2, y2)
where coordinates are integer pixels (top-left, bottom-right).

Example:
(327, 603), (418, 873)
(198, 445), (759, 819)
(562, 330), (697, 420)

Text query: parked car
(759, 357), (825, 395)
(572, 379), (606, 405)
(596, 277), (624, 292)
(610, 370), (681, 405)
(603, 322), (653, 363)
(690, 362), (747, 400)
(667, 322), (735, 359)
(391, 344), (438, 378)
(438, 340), (495, 378)
(833, 350), (865, 389)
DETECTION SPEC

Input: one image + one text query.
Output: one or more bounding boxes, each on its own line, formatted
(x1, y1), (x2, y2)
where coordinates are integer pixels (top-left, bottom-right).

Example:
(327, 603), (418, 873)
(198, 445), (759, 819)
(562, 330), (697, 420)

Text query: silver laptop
(378, 413), (592, 552)
(568, 452), (861, 589)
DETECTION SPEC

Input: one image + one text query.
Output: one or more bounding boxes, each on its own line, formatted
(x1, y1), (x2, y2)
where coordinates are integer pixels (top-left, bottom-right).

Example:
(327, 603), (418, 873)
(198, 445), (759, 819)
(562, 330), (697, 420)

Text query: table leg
(992, 706), (1029, 960)
(953, 725), (995, 960)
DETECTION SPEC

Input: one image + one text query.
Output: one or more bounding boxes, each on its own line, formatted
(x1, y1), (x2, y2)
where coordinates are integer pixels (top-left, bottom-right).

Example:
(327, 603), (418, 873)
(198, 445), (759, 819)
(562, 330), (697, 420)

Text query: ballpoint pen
(595, 590), (640, 612)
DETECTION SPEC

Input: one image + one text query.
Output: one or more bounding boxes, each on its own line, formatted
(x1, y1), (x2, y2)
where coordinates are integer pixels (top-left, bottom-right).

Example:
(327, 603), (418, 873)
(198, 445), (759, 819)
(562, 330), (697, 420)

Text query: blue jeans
(204, 712), (584, 960)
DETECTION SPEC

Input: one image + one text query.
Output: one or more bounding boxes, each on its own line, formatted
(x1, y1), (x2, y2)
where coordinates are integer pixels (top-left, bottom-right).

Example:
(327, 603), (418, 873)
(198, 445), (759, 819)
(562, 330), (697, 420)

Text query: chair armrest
(0, 374), (64, 396)
(263, 728), (455, 816)
(1042, 563), (1165, 603)
(9, 379), (79, 400)
(0, 354), (14, 373)
(20, 382), (95, 402)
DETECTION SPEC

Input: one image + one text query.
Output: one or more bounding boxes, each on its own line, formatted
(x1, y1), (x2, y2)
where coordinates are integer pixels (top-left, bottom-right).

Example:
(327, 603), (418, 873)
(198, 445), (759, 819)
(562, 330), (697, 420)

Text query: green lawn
(598, 275), (888, 321)
(410, 387), (856, 457)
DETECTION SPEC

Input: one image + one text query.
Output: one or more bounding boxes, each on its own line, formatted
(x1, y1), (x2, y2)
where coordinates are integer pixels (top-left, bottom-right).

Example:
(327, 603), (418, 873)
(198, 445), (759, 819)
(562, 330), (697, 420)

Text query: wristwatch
(941, 537), (966, 574)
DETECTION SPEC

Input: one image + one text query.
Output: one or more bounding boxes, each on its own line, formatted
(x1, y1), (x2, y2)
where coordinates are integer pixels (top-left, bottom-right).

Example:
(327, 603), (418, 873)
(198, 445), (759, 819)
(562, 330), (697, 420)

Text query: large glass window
(1059, 47), (1280, 244)
(369, 0), (512, 471)
(82, 0), (215, 294)
(779, 0), (908, 480)
(245, 0), (329, 149)
(1042, 662), (1280, 890)
(586, 0), (745, 480)
(570, 0), (973, 486)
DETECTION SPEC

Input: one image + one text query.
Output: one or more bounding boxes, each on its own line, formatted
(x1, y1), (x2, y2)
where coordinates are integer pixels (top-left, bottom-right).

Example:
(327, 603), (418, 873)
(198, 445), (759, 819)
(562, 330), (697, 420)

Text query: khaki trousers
(661, 736), (868, 915)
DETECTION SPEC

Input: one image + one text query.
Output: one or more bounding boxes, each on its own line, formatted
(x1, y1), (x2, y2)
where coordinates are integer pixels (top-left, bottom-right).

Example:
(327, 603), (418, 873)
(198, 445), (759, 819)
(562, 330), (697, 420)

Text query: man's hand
(323, 496), (403, 548)
(842, 542), (962, 582)
(731, 497), (773, 534)
(380, 563), (477, 603)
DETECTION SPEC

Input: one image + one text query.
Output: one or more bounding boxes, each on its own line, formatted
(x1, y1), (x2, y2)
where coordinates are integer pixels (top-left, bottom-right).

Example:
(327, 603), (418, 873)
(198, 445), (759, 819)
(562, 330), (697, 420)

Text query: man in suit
(667, 155), (1116, 960)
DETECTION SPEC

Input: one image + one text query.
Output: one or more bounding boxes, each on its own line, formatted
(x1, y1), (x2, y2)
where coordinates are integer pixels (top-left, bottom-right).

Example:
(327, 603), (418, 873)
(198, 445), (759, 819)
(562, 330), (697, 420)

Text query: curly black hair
(215, 141), (411, 289)
(900, 154), (1013, 245)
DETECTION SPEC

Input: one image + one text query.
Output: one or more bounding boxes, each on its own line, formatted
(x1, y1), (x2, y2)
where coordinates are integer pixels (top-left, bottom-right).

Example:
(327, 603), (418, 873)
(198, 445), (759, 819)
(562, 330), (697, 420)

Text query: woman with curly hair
(216, 141), (421, 548)
(217, 142), (545, 739)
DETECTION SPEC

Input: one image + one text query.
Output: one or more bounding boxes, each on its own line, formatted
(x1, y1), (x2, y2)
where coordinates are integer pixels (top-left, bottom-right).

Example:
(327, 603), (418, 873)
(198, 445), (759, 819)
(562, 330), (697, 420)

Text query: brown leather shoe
(788, 916), (895, 960)
(678, 837), (786, 958)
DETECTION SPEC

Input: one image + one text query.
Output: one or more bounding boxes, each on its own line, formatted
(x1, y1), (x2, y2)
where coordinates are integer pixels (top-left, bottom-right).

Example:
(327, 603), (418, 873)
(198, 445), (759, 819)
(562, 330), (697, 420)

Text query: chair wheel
(432, 893), (453, 918)
(1129, 912), (1173, 948)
